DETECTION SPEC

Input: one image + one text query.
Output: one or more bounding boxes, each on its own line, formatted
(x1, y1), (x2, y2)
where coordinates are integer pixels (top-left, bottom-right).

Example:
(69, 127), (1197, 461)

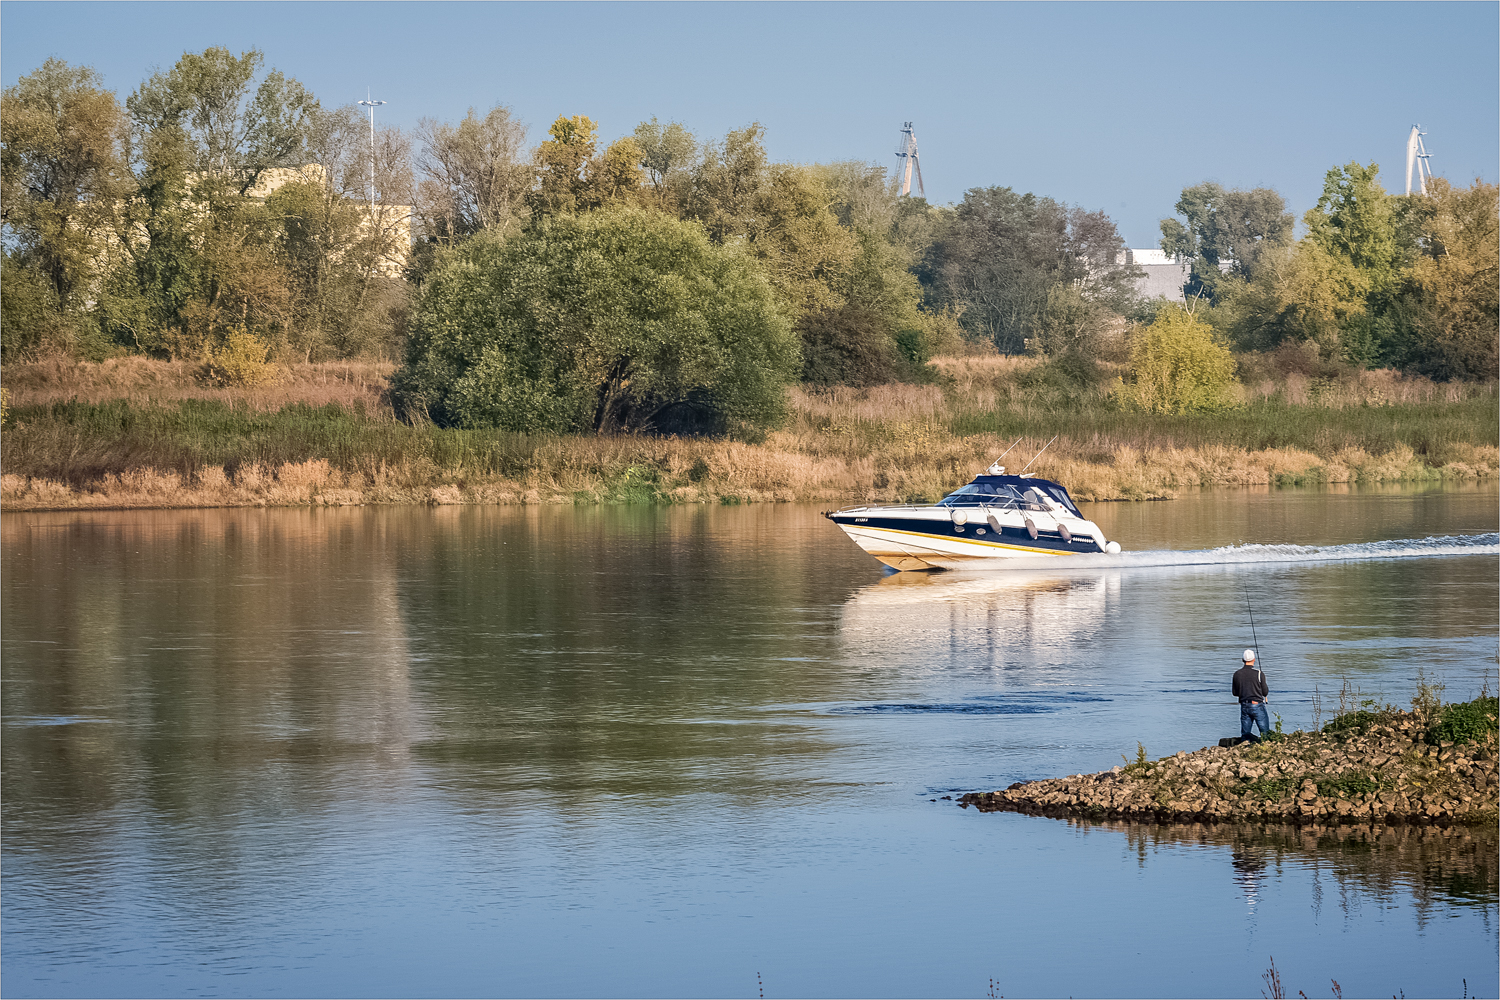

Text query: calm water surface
(3, 485), (1497, 998)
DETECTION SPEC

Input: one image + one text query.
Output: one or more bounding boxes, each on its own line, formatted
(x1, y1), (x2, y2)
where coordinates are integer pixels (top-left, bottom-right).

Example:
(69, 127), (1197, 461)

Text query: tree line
(1159, 168), (1497, 381)
(3, 47), (1495, 434)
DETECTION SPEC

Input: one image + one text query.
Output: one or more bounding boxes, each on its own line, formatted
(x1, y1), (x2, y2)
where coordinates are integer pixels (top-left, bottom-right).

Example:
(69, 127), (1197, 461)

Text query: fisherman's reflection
(1232, 848), (1268, 911)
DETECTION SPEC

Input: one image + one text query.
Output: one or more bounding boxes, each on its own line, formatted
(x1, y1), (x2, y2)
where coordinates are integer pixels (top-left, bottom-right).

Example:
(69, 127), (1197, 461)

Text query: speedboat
(824, 462), (1122, 571)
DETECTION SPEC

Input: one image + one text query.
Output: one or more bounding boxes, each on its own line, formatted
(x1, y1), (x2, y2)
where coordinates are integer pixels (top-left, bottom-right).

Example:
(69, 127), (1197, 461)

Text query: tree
(930, 186), (1135, 353)
(391, 207), (799, 434)
(1159, 182), (1294, 300)
(632, 117), (695, 212)
(1218, 239), (1368, 356)
(415, 104), (531, 244)
(1123, 304), (1238, 413)
(1404, 178), (1499, 379)
(687, 123), (769, 242)
(1, 59), (126, 313)
(125, 46), (317, 195)
(96, 119), (203, 354)
(279, 105), (413, 359)
(1302, 162), (1402, 295)
(751, 163), (861, 314)
(583, 136), (643, 209)
(1212, 162), (1458, 368)
(799, 302), (908, 387)
(815, 160), (898, 236)
(529, 114), (596, 219)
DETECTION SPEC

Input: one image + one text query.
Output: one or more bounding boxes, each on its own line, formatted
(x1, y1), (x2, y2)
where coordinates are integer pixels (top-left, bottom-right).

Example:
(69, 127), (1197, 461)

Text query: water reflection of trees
(2, 505), (878, 833)
(389, 504), (865, 806)
(1, 508), (423, 848)
(1073, 819), (1497, 921)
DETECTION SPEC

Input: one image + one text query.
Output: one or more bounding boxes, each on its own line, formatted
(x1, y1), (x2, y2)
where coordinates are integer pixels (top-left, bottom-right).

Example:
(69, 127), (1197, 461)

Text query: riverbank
(959, 698), (1498, 827)
(2, 356), (1495, 510)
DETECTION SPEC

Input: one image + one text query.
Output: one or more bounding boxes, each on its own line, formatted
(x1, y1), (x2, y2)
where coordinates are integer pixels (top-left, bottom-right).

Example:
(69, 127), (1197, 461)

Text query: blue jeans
(1240, 701), (1271, 738)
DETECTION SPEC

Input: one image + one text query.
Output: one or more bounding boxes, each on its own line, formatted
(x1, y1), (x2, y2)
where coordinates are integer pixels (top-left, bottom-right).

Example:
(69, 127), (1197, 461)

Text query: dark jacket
(1233, 664), (1268, 703)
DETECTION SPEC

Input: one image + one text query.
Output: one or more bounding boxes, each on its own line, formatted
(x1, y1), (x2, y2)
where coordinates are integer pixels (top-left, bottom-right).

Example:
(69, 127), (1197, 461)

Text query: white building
(1122, 249), (1190, 302)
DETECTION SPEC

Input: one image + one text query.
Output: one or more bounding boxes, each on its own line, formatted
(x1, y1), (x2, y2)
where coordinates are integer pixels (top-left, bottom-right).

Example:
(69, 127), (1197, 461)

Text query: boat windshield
(936, 483), (1030, 507)
(936, 481), (1082, 515)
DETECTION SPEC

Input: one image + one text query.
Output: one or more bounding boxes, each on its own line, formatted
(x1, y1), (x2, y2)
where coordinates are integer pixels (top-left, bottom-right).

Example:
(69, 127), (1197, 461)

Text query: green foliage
(415, 103), (532, 244)
(1316, 772), (1381, 799)
(1304, 163), (1402, 292)
(1402, 179), (1499, 380)
(1, 58), (127, 310)
(1181, 165), (1496, 382)
(1, 252), (61, 358)
(1429, 696), (1499, 746)
(930, 186), (1136, 353)
(125, 46), (316, 192)
(799, 303), (909, 387)
(632, 117), (695, 212)
(1122, 305), (1238, 413)
(1158, 182), (1294, 301)
(1241, 776), (1298, 800)
(1322, 709), (1388, 738)
(392, 208), (799, 434)
(1121, 742), (1150, 774)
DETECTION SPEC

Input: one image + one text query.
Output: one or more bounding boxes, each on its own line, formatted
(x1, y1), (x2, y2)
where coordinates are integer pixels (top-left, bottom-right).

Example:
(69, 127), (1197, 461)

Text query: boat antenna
(1017, 434), (1060, 475)
(1244, 584), (1262, 667)
(985, 437), (1024, 474)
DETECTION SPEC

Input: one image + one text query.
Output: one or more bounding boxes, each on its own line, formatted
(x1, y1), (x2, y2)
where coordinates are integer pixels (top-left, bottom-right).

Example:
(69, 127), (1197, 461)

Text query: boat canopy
(934, 475), (1083, 516)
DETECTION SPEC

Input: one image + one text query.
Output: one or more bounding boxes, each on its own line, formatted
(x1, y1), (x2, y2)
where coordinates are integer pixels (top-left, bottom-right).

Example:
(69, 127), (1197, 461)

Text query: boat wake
(991, 532), (1498, 572)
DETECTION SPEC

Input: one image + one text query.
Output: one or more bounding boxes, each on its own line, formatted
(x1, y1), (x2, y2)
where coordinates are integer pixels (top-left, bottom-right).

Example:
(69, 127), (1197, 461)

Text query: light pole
(357, 91), (387, 212)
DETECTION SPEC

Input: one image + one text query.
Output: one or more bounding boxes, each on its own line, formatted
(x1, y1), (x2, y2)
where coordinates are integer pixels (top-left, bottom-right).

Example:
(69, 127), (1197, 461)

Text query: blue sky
(4, 1), (1495, 247)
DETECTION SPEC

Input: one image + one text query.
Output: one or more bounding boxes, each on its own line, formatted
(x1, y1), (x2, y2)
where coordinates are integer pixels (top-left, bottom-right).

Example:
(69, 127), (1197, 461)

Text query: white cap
(1243, 649), (1256, 663)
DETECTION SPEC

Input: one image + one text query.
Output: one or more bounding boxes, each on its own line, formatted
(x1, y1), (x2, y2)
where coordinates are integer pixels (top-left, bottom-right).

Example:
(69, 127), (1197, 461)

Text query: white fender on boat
(1058, 522), (1072, 543)
(986, 512), (1003, 533)
(1024, 517), (1038, 539)
(951, 508), (968, 525)
(1105, 541), (1121, 555)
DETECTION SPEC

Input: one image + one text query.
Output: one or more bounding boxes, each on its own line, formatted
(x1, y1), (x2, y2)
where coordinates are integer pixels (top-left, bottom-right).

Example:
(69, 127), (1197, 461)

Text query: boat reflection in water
(837, 568), (1120, 672)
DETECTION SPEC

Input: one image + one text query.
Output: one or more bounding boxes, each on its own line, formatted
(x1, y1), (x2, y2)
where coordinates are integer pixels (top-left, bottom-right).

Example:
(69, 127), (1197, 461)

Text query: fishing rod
(1244, 583), (1263, 674)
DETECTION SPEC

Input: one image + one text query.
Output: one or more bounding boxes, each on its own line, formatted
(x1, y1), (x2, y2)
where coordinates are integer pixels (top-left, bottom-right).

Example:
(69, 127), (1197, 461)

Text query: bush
(1430, 696), (1499, 745)
(1122, 304), (1239, 413)
(199, 328), (279, 387)
(391, 208), (799, 434)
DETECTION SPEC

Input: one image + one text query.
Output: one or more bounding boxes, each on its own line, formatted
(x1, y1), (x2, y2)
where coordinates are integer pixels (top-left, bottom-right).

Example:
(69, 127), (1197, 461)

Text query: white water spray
(987, 533), (1498, 572)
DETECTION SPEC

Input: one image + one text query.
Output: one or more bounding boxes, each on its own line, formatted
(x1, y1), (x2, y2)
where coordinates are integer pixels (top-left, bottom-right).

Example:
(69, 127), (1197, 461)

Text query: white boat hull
(839, 522), (1080, 571)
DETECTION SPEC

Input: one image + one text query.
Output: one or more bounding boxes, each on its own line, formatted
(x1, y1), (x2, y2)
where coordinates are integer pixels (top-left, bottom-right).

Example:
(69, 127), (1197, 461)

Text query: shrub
(199, 328), (278, 387)
(1122, 304), (1239, 413)
(1430, 696), (1499, 746)
(391, 208), (799, 434)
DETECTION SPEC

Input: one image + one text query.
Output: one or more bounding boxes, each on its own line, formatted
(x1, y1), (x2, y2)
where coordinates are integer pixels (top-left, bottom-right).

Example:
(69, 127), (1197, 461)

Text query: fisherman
(1232, 649), (1270, 742)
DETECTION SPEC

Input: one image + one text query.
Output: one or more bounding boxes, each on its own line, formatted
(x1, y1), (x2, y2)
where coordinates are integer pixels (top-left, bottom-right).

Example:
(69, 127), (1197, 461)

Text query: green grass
(943, 395), (1498, 460)
(3, 389), (1496, 506)
(1241, 776), (1299, 800)
(1316, 772), (1383, 799)
(1321, 695), (1499, 746)
(2, 399), (551, 483)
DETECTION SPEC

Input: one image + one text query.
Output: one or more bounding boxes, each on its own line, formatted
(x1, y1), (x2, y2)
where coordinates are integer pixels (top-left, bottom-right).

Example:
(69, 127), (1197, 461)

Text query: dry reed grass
(1, 355), (1494, 511)
(2, 354), (395, 413)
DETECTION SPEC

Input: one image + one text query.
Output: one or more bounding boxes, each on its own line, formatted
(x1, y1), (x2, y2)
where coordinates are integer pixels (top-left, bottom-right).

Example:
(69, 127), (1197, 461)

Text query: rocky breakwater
(960, 698), (1498, 827)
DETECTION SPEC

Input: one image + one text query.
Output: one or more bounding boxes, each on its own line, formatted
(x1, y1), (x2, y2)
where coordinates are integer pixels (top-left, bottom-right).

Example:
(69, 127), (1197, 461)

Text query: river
(2, 484), (1496, 998)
